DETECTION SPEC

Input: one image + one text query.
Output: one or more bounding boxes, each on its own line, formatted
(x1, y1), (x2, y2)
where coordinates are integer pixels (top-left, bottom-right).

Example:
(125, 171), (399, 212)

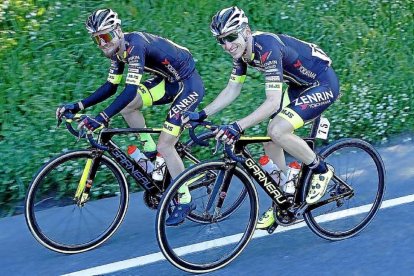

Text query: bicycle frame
(218, 117), (323, 212)
(75, 127), (202, 203)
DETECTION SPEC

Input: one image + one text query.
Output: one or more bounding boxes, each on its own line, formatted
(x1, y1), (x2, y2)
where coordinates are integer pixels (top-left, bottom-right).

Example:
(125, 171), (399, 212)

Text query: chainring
(273, 201), (298, 226)
(143, 191), (161, 210)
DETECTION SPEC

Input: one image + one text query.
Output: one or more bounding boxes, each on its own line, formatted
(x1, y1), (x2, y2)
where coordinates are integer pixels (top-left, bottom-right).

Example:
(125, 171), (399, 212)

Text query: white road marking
(63, 194), (414, 276)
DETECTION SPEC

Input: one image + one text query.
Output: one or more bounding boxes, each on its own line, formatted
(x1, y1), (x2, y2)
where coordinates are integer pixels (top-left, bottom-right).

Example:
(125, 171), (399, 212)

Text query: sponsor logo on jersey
(281, 109), (294, 118)
(254, 42), (263, 50)
(294, 90), (334, 109)
(260, 51), (272, 64)
(293, 59), (317, 79)
(126, 46), (134, 54)
(264, 60), (278, 67)
(265, 82), (282, 91)
(161, 58), (180, 80)
(126, 72), (142, 85)
(163, 122), (174, 132)
(168, 91), (199, 119)
(128, 56), (140, 63)
(265, 76), (281, 82)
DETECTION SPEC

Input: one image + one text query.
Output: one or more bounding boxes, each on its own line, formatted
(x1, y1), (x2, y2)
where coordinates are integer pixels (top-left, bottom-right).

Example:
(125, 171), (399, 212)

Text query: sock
(140, 133), (156, 152)
(178, 184), (192, 204)
(308, 156), (328, 174)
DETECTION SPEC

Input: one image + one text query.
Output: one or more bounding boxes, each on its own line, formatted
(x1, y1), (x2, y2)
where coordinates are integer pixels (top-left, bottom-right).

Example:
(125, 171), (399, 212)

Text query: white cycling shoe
(306, 164), (334, 204)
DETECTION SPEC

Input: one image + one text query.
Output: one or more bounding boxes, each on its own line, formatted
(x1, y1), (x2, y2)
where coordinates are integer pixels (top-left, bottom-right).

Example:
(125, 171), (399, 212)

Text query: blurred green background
(0, 0), (413, 216)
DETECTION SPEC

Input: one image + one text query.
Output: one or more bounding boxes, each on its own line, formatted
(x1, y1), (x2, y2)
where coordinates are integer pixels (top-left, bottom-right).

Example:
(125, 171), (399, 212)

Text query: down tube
(241, 157), (291, 209)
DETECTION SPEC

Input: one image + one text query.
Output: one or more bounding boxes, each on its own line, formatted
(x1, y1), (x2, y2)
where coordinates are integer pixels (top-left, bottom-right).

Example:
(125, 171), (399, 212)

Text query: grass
(0, 0), (413, 216)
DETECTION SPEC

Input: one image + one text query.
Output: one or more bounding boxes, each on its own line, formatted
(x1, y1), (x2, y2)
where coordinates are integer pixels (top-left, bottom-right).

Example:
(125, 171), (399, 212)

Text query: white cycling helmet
(210, 6), (248, 36)
(85, 9), (121, 34)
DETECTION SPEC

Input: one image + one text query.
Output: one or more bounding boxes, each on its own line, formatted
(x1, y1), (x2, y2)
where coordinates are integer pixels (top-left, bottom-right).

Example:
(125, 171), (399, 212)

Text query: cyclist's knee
(268, 118), (293, 143)
(120, 94), (143, 116)
(157, 135), (177, 157)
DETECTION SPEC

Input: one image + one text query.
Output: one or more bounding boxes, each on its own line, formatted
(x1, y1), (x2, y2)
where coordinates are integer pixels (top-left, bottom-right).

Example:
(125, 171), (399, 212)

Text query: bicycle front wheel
(25, 150), (129, 253)
(182, 132), (248, 224)
(302, 138), (385, 240)
(156, 160), (258, 273)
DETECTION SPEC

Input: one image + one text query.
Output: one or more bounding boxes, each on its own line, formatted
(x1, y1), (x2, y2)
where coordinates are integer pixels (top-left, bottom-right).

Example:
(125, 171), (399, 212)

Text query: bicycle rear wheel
(25, 150), (128, 253)
(156, 160), (258, 273)
(302, 138), (385, 240)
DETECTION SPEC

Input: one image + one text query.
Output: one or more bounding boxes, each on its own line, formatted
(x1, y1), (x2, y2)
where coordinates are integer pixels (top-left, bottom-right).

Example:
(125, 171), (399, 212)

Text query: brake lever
(77, 128), (86, 142)
(213, 139), (223, 155)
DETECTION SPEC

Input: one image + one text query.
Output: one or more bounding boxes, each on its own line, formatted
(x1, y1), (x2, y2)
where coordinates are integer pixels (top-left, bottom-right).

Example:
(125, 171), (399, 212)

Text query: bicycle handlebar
(187, 121), (217, 147)
(58, 111), (109, 151)
(187, 120), (246, 163)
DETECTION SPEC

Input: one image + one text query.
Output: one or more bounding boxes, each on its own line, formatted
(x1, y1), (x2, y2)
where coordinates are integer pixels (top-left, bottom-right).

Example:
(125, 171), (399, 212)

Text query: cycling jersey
(231, 32), (339, 129)
(108, 32), (196, 85)
(82, 32), (204, 136)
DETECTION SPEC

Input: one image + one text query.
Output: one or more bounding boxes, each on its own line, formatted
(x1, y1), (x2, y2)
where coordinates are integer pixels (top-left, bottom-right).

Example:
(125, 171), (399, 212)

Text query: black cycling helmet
(210, 6), (248, 37)
(85, 9), (121, 34)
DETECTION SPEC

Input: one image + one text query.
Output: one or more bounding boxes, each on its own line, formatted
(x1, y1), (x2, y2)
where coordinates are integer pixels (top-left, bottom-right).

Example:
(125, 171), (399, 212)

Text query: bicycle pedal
(266, 222), (278, 234)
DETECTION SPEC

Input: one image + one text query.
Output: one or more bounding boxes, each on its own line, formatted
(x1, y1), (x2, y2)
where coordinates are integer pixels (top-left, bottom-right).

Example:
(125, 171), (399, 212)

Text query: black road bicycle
(156, 117), (386, 273)
(24, 113), (246, 254)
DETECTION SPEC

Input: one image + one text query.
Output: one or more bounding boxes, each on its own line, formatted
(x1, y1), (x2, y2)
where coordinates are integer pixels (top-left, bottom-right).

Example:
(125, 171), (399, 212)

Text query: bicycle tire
(301, 138), (385, 240)
(156, 160), (258, 273)
(25, 150), (129, 254)
(182, 132), (248, 224)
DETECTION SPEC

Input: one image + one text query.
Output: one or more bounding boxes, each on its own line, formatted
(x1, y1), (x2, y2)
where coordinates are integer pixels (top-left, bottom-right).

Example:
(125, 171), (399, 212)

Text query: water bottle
(152, 153), (166, 181)
(259, 155), (286, 186)
(127, 145), (154, 173)
(284, 161), (301, 194)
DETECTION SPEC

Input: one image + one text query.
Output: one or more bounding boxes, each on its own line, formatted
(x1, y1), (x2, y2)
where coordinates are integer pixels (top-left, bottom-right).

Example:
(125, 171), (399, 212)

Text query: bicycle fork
(205, 164), (236, 221)
(74, 155), (101, 205)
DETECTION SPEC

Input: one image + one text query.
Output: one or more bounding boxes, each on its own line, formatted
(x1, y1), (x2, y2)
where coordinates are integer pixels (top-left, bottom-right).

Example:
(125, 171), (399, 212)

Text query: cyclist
(55, 9), (205, 220)
(184, 6), (340, 229)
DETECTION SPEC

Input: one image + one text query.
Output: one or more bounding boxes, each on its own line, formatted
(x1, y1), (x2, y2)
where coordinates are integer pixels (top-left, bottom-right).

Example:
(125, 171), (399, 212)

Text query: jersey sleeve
(262, 41), (284, 93)
(125, 45), (145, 86)
(229, 58), (247, 84)
(107, 58), (125, 84)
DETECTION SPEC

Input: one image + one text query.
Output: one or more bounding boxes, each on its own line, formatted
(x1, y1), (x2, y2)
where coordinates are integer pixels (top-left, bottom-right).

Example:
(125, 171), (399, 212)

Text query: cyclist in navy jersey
(56, 9), (205, 214)
(184, 6), (340, 229)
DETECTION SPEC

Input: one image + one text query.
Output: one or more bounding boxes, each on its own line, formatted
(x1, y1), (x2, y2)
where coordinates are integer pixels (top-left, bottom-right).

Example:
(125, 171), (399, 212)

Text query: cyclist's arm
(80, 81), (119, 109)
(237, 82), (283, 130)
(203, 81), (242, 116)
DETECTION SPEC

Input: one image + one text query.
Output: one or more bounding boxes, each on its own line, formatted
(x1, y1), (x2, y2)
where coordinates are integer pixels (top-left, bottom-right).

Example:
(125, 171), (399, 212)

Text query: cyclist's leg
(158, 70), (205, 179)
(272, 68), (340, 204)
(119, 78), (170, 152)
(162, 71), (205, 226)
(257, 88), (296, 229)
(263, 88), (291, 173)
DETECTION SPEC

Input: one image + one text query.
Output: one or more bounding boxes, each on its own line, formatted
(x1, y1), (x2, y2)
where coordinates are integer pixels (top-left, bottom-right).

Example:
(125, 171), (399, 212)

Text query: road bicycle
(24, 113), (246, 254)
(156, 116), (386, 273)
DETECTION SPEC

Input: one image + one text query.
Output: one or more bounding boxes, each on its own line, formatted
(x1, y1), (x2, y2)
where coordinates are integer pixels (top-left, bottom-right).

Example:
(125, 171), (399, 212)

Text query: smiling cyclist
(56, 9), (205, 216)
(184, 6), (340, 230)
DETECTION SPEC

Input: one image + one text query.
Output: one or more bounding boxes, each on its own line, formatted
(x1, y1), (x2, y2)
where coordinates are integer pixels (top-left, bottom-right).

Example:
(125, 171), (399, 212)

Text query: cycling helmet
(210, 6), (248, 37)
(85, 9), (121, 33)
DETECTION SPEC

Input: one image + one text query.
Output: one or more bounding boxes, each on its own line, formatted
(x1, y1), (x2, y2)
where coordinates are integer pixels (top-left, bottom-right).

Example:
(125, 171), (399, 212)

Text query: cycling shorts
(137, 70), (205, 136)
(274, 67), (340, 129)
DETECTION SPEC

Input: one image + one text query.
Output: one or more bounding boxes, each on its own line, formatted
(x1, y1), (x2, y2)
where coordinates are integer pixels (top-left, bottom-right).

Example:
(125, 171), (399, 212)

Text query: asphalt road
(1, 135), (414, 275)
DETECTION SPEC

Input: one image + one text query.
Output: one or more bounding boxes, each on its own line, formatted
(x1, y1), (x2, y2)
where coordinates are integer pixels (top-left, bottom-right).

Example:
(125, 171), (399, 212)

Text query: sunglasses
(92, 30), (117, 46)
(216, 32), (240, 45)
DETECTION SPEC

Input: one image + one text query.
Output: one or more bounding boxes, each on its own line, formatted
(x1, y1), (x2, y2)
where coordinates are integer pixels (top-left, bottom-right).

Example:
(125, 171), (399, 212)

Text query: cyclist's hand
(215, 122), (242, 145)
(56, 102), (81, 120)
(182, 110), (207, 124)
(78, 114), (107, 132)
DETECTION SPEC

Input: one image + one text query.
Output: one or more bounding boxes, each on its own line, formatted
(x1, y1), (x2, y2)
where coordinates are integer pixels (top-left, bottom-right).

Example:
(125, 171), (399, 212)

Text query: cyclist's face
(219, 31), (247, 59)
(92, 28), (122, 58)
